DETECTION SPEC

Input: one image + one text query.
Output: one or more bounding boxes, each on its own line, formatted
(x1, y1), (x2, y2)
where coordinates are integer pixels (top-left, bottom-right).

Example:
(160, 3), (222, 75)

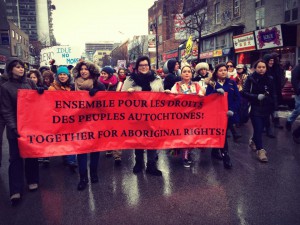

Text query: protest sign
(40, 45), (81, 66)
(17, 91), (228, 158)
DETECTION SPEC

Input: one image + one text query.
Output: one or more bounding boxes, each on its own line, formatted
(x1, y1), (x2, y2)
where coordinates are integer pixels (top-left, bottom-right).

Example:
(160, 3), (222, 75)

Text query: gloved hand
(12, 128), (20, 138)
(216, 88), (225, 95)
(227, 110), (234, 117)
(36, 87), (44, 94)
(89, 88), (98, 96)
(257, 94), (265, 101)
(164, 90), (171, 94)
(128, 88), (135, 92)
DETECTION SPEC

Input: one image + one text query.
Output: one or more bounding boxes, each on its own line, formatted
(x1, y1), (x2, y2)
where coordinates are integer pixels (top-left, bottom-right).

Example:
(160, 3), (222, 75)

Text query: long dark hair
(27, 69), (43, 87)
(212, 63), (227, 81)
(72, 61), (100, 80)
(6, 59), (25, 77)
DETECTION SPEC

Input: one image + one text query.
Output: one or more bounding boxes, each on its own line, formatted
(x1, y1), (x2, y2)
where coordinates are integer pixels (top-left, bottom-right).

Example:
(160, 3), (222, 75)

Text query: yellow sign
(213, 49), (223, 57)
(185, 36), (193, 55)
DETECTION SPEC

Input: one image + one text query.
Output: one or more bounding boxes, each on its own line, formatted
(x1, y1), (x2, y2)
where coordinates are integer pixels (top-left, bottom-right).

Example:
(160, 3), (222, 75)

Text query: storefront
(254, 24), (297, 68)
(233, 31), (256, 68)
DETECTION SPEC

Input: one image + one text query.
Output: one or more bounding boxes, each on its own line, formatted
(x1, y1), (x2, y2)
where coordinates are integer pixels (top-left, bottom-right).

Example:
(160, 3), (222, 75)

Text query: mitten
(36, 87), (44, 94)
(227, 110), (234, 117)
(257, 94), (265, 101)
(216, 88), (225, 95)
(89, 88), (98, 96)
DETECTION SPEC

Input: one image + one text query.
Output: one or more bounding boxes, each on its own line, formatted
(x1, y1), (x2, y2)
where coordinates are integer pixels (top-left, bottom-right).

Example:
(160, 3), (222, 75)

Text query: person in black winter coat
(242, 59), (277, 163)
(0, 73), (8, 168)
(163, 59), (181, 90)
(0, 59), (39, 205)
(286, 64), (300, 131)
(263, 53), (285, 129)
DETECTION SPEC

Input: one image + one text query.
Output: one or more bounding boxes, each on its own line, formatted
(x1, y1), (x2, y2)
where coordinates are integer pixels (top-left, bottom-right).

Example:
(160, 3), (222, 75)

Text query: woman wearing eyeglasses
(122, 56), (164, 176)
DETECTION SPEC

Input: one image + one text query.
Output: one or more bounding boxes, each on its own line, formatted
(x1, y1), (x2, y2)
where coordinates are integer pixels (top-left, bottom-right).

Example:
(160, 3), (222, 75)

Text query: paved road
(0, 117), (300, 225)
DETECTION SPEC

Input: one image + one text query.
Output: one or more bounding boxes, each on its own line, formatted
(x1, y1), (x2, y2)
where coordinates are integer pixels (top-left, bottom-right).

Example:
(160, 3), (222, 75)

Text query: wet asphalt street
(0, 115), (300, 225)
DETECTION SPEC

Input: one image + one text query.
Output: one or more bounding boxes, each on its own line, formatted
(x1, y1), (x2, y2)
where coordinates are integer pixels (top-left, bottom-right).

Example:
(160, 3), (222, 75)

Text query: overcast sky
(51, 0), (155, 52)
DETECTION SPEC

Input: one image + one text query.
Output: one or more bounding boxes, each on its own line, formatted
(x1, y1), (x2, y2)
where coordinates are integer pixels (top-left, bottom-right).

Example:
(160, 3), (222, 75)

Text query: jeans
(287, 95), (300, 124)
(251, 115), (269, 150)
(135, 149), (157, 165)
(8, 138), (39, 196)
(0, 121), (5, 167)
(77, 152), (100, 175)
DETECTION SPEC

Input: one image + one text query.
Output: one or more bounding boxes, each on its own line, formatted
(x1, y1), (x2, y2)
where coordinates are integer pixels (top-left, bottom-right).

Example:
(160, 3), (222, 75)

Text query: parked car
(281, 70), (295, 109)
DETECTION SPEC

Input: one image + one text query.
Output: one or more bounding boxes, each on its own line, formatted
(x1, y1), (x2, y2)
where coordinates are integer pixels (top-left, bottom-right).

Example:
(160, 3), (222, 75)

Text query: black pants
(0, 121), (5, 166)
(8, 138), (39, 196)
(135, 149), (157, 165)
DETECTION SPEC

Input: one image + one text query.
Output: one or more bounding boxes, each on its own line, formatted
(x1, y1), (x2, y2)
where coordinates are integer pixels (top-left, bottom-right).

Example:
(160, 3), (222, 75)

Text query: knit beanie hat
(101, 66), (114, 76)
(195, 62), (209, 74)
(57, 66), (70, 77)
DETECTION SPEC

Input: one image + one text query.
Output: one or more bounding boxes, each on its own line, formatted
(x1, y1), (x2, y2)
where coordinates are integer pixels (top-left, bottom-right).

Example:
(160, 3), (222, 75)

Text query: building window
(233, 0), (240, 17)
(159, 35), (162, 44)
(255, 0), (265, 8)
(285, 0), (298, 22)
(158, 15), (162, 25)
(215, 3), (220, 24)
(216, 34), (227, 48)
(256, 7), (265, 29)
(202, 38), (214, 51)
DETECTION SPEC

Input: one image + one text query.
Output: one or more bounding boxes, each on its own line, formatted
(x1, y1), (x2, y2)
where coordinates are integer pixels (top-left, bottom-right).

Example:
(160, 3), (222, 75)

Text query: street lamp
(150, 22), (158, 69)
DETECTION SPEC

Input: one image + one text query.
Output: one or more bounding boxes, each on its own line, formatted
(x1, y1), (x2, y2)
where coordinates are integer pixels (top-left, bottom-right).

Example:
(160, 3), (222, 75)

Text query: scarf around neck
(130, 71), (156, 91)
(75, 77), (94, 91)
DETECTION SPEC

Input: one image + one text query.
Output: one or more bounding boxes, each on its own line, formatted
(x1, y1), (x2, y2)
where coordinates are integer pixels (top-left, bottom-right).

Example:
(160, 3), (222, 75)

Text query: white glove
(165, 89), (171, 94)
(257, 94), (265, 101)
(216, 88), (224, 95)
(227, 110), (234, 117)
(127, 88), (135, 92)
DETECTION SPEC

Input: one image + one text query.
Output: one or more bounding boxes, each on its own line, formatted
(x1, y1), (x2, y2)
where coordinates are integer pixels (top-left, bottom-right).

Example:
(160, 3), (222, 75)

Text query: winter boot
(133, 151), (144, 174)
(256, 149), (268, 162)
(221, 152), (232, 169)
(133, 160), (144, 174)
(211, 148), (223, 160)
(90, 170), (99, 183)
(146, 162), (162, 176)
(77, 171), (89, 191)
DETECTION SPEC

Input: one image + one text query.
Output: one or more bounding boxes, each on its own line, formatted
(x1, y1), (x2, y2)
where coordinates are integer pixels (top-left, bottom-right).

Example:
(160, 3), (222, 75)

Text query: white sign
(254, 25), (283, 50)
(148, 34), (156, 52)
(233, 32), (256, 53)
(117, 60), (126, 68)
(40, 45), (82, 66)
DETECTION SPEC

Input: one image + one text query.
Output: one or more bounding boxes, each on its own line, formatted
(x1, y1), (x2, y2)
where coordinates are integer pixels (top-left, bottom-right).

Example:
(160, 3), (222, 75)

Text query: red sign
(17, 91), (228, 158)
(200, 51), (213, 59)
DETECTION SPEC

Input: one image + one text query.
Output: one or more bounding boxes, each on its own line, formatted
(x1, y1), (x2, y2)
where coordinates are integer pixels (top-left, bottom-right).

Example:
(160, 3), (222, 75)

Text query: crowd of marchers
(0, 53), (300, 206)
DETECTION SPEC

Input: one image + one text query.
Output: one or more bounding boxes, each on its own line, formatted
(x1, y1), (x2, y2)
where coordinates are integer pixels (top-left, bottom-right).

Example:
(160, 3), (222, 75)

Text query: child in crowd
(167, 65), (204, 167)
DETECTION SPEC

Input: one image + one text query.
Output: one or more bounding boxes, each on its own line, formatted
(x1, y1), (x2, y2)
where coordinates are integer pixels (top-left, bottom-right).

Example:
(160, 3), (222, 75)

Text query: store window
(233, 0), (240, 17)
(215, 2), (220, 24)
(285, 0), (298, 22)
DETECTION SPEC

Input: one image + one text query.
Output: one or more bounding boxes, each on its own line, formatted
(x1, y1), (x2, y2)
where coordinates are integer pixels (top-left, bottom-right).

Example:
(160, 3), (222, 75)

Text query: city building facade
(149, 0), (299, 68)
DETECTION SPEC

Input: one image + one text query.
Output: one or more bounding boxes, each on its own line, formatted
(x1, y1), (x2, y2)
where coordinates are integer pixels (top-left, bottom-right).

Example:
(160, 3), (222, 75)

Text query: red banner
(17, 91), (228, 158)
